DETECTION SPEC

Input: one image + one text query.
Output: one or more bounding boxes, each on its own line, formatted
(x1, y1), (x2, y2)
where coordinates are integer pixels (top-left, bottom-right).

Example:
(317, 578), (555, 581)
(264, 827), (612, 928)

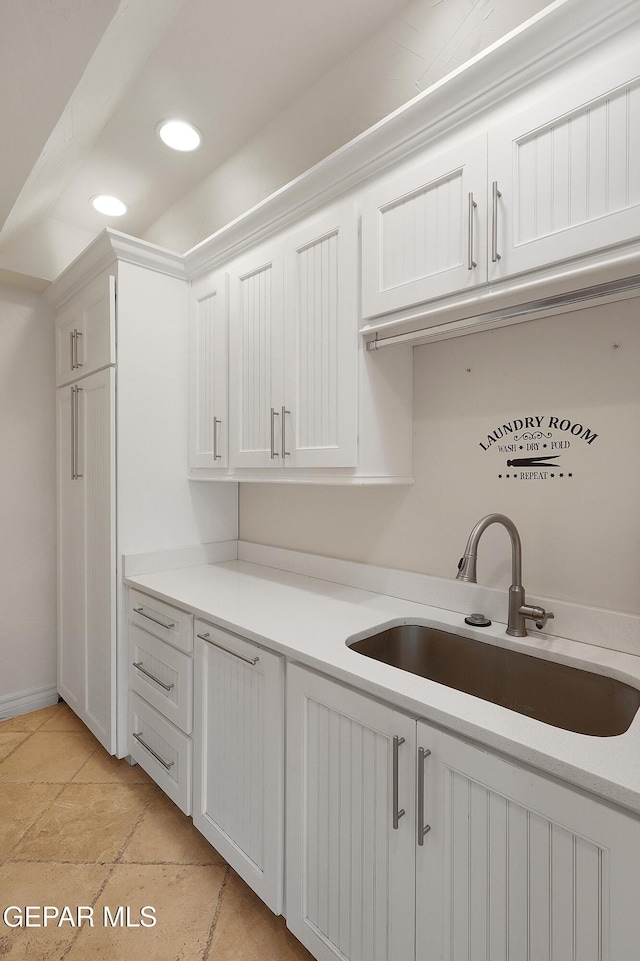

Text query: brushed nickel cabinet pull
(71, 386), (83, 480)
(132, 606), (176, 630)
(132, 661), (175, 692)
(74, 329), (83, 368)
(281, 406), (290, 457)
(213, 416), (222, 460)
(132, 731), (174, 770)
(417, 746), (432, 846)
(468, 192), (477, 270)
(197, 632), (260, 666)
(70, 330), (75, 371)
(392, 735), (406, 830)
(270, 407), (280, 459)
(70, 386), (76, 479)
(491, 181), (502, 263)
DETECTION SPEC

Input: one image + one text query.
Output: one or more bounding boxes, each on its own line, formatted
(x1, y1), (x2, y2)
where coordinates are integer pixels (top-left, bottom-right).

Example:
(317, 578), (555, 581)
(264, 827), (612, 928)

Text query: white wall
(143, 0), (550, 252)
(0, 285), (57, 712)
(239, 300), (640, 615)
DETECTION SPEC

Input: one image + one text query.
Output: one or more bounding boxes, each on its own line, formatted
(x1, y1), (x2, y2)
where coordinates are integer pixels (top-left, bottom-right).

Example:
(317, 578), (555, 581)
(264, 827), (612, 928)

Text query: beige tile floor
(0, 701), (314, 961)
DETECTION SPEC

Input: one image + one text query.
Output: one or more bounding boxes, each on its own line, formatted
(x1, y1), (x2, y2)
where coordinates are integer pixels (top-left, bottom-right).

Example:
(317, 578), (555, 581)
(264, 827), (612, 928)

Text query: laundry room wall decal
(477, 415), (599, 481)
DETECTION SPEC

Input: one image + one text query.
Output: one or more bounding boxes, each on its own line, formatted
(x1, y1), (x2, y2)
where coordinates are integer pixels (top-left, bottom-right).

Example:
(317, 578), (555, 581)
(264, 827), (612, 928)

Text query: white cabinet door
(56, 367), (116, 752)
(361, 136), (488, 319)
(286, 665), (416, 961)
(283, 205), (358, 468)
(415, 721), (640, 961)
(228, 245), (284, 468)
(488, 50), (640, 281)
(55, 272), (116, 387)
(189, 269), (229, 470)
(193, 623), (284, 914)
(56, 385), (86, 720)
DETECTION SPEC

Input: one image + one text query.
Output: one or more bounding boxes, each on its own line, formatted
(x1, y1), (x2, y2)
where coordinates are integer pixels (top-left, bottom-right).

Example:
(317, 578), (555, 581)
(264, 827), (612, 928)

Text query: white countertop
(125, 559), (640, 816)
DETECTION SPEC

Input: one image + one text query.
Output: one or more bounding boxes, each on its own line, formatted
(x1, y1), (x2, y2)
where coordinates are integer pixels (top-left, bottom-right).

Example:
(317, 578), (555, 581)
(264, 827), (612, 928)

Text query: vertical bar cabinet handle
(281, 406), (290, 458)
(74, 386), (83, 479)
(270, 408), (279, 459)
(392, 735), (406, 830)
(417, 746), (432, 846)
(70, 386), (76, 479)
(468, 192), (477, 270)
(491, 181), (502, 263)
(70, 330), (75, 371)
(213, 416), (222, 460)
(74, 329), (83, 367)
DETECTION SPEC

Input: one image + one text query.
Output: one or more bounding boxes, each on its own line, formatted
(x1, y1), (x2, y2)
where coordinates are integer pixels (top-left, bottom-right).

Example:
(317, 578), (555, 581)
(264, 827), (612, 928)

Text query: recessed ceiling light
(157, 119), (201, 152)
(91, 195), (127, 216)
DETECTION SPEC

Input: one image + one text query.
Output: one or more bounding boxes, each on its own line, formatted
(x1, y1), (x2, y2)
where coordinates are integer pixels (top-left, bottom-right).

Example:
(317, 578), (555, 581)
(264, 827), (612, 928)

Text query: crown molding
(46, 228), (186, 307)
(183, 0), (640, 279)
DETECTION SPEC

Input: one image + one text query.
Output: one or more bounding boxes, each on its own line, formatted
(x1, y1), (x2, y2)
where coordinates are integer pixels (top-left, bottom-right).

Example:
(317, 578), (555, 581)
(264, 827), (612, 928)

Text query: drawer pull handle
(132, 661), (175, 692)
(197, 632), (259, 666)
(133, 606), (176, 630)
(417, 746), (432, 846)
(132, 731), (175, 770)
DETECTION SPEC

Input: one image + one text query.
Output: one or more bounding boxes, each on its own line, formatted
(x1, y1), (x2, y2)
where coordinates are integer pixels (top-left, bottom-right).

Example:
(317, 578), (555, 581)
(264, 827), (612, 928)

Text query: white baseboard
(0, 685), (59, 721)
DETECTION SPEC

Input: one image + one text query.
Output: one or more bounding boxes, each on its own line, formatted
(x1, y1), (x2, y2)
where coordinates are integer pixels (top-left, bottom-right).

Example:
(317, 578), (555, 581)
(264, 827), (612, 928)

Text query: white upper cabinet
(229, 243), (285, 469)
(488, 46), (640, 281)
(188, 269), (229, 470)
(228, 200), (358, 472)
(361, 136), (488, 319)
(55, 271), (115, 387)
(282, 208), (358, 468)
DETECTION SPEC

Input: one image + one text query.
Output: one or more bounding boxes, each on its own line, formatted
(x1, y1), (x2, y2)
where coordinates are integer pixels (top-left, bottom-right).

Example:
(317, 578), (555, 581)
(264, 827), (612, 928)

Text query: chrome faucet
(456, 513), (553, 637)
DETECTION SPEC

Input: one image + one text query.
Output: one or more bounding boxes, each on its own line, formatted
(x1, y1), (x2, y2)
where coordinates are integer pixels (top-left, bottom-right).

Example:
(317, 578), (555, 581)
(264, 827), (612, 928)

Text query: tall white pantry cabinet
(51, 231), (237, 756)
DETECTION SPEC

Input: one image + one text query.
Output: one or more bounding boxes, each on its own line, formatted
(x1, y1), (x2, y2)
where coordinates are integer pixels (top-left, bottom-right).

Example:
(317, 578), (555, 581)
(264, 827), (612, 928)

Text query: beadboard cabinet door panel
(55, 272), (115, 387)
(189, 270), (229, 470)
(193, 623), (284, 915)
(489, 47), (640, 280)
(286, 664), (416, 961)
(228, 246), (285, 469)
(282, 205), (358, 468)
(361, 136), (488, 319)
(415, 721), (640, 961)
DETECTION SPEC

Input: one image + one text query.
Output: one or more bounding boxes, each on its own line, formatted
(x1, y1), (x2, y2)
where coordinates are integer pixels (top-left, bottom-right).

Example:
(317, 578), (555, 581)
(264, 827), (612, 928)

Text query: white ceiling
(0, 0), (409, 285)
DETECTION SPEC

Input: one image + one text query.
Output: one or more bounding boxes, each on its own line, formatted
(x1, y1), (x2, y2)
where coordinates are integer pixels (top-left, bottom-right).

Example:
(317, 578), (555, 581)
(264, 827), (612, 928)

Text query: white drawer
(128, 588), (193, 652)
(130, 625), (193, 734)
(129, 692), (192, 814)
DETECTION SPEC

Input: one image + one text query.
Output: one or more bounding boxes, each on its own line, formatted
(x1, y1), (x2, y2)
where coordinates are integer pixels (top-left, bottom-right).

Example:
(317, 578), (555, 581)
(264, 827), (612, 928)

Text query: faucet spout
(457, 512), (522, 588)
(456, 513), (551, 637)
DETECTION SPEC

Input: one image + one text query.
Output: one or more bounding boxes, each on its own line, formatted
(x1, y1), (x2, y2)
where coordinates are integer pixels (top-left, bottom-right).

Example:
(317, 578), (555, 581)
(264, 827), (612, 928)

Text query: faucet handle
(519, 605), (554, 631)
(535, 611), (554, 631)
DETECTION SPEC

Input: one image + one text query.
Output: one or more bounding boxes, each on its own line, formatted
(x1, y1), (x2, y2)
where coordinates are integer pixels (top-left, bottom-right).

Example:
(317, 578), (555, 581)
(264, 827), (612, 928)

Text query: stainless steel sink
(348, 623), (640, 736)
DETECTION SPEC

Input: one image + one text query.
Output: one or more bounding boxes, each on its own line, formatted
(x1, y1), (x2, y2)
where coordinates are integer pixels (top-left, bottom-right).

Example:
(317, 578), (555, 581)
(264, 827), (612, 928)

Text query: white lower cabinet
(127, 589), (194, 814)
(286, 664), (417, 961)
(193, 620), (285, 914)
(286, 664), (640, 961)
(129, 691), (192, 814)
(415, 722), (640, 961)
